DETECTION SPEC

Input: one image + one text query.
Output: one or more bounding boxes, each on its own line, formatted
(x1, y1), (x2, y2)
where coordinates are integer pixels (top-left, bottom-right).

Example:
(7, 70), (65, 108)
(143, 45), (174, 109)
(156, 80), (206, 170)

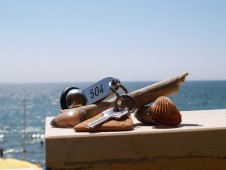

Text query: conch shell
(148, 96), (181, 127)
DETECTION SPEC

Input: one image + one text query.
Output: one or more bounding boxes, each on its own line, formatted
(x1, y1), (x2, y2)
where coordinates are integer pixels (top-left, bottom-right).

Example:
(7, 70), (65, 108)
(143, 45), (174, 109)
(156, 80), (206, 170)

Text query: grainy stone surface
(45, 109), (226, 170)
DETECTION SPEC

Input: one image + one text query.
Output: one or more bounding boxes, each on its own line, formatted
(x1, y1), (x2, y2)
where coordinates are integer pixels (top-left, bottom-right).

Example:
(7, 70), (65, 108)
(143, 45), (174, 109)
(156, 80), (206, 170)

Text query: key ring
(109, 79), (128, 97)
(109, 80), (136, 112)
(114, 95), (136, 112)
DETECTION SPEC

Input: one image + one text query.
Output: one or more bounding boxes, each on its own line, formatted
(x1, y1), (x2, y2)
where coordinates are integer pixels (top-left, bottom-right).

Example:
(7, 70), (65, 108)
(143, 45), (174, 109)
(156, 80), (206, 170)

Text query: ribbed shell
(148, 96), (181, 127)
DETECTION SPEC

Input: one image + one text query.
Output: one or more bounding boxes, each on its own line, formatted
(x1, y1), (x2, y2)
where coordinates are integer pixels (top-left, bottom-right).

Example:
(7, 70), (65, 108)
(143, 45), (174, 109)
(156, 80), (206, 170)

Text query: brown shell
(134, 106), (155, 125)
(148, 96), (181, 127)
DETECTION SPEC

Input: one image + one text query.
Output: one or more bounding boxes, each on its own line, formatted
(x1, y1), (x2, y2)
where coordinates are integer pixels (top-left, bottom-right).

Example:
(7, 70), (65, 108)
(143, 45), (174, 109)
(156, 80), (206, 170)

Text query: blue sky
(0, 0), (226, 83)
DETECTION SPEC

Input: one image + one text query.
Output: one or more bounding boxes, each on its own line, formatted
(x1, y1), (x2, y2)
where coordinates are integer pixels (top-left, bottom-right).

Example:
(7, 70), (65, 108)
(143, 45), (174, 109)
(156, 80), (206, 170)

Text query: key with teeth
(87, 94), (135, 129)
(87, 108), (129, 129)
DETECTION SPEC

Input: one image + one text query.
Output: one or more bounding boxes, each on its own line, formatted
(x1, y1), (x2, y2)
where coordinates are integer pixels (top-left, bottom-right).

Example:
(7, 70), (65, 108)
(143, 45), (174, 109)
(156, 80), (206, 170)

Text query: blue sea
(0, 81), (226, 167)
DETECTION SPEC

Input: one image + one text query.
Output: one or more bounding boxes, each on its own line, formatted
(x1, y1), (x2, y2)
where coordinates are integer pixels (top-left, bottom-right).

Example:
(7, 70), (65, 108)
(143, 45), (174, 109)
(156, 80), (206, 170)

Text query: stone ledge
(45, 109), (226, 170)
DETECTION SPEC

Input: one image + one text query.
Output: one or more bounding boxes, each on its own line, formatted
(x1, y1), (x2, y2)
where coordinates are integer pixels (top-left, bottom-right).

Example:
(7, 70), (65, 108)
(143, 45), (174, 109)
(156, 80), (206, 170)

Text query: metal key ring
(114, 94), (136, 112)
(109, 79), (136, 112)
(109, 80), (128, 97)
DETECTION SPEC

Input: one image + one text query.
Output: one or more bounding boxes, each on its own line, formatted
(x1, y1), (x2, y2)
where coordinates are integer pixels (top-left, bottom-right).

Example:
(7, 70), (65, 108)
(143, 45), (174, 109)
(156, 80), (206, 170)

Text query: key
(87, 108), (113, 128)
(87, 108), (129, 128)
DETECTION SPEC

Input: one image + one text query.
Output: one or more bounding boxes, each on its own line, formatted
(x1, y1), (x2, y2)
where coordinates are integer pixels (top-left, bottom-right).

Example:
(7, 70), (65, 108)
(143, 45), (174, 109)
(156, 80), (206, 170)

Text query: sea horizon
(1, 79), (226, 85)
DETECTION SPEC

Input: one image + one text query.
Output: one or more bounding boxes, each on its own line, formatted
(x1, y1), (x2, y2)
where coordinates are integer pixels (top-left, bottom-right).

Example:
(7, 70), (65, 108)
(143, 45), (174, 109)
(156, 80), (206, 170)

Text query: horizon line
(1, 79), (226, 84)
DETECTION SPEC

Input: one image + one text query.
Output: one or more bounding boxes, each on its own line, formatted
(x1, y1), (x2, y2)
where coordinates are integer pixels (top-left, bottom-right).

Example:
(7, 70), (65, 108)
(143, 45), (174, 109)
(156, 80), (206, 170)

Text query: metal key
(87, 108), (129, 129)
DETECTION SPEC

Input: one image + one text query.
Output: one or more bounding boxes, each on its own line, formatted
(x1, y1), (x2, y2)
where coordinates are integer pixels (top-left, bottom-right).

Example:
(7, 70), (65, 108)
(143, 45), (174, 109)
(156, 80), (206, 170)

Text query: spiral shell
(148, 96), (181, 127)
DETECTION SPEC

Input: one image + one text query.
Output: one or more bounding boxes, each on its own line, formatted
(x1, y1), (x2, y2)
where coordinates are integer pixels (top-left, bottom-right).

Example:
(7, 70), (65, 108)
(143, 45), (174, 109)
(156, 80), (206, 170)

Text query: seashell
(134, 106), (155, 124)
(51, 108), (86, 128)
(148, 96), (181, 127)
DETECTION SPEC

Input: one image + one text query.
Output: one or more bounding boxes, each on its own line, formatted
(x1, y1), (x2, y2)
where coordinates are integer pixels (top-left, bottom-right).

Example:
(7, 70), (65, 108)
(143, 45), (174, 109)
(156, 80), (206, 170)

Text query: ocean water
(0, 81), (226, 166)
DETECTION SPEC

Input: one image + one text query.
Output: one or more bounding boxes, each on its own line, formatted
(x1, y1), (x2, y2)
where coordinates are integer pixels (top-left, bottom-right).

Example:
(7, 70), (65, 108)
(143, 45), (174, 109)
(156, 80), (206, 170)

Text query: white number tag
(61, 77), (121, 109)
(82, 77), (116, 104)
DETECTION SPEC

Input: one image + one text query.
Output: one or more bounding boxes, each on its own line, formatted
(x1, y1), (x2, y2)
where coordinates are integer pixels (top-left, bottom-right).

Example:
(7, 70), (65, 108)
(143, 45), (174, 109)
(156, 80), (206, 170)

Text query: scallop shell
(148, 96), (181, 127)
(134, 106), (155, 124)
